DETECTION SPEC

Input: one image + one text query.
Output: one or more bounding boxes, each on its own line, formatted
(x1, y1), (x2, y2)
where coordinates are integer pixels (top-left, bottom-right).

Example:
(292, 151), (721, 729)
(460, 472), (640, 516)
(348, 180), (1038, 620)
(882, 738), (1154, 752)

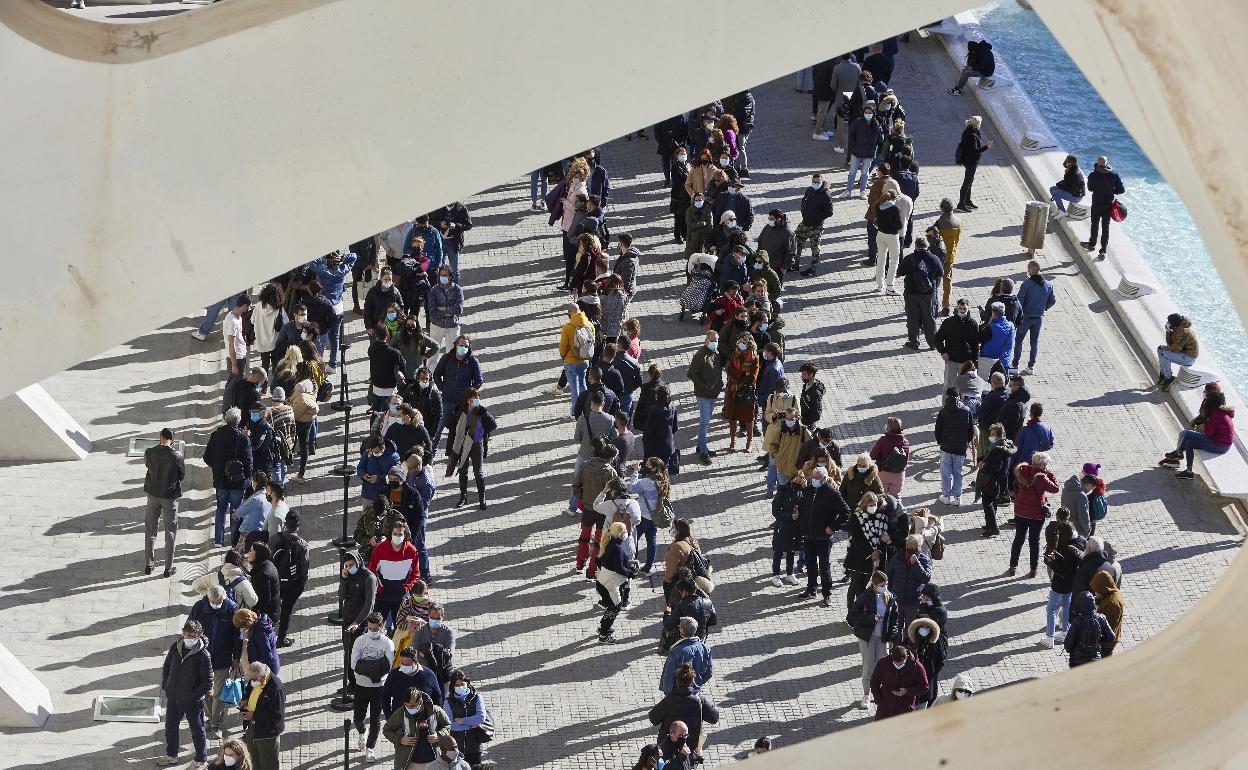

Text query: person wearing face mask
(792, 174), (835, 276)
(756, 209), (796, 280)
(683, 190), (714, 257)
(723, 332), (760, 454)
(683, 146), (718, 204)
(656, 114), (691, 188)
(368, 520), (421, 634)
(687, 331), (724, 466)
(433, 735), (473, 770)
(305, 251), (354, 369)
(384, 645), (443, 715)
(896, 236), (944, 348)
(384, 686), (452, 769)
(160, 620), (214, 768)
(397, 314), (439, 380)
(367, 323), (406, 415)
(886, 535), (933, 632)
(770, 472), (806, 585)
(747, 252), (782, 314)
(764, 407), (811, 498)
(1079, 155), (1125, 260)
(934, 297), (980, 389)
(412, 604), (457, 693)
(974, 422), (1015, 538)
(404, 367), (444, 451)
(870, 642), (929, 721)
(934, 387), (975, 507)
(425, 265), (464, 374)
(1013, 260), (1057, 376)
(431, 335), (483, 454)
(242, 540), (281, 622)
(845, 101), (882, 198)
(707, 210), (740, 261)
(350, 612), (395, 763)
(238, 661), (284, 770)
(357, 433), (402, 522)
(847, 570), (900, 710)
(230, 607), (280, 697)
(434, 201), (473, 283)
(712, 178), (753, 234)
(364, 266), (407, 338)
(444, 387), (496, 510)
(189, 585), (240, 740)
(207, 739), (253, 770)
(339, 551), (377, 691)
(798, 466), (853, 607)
(266, 508), (306, 648)
(904, 617), (944, 710)
(869, 417), (910, 498)
(933, 673), (976, 706)
(234, 471), (272, 550)
(384, 405), (431, 467)
(841, 454), (885, 512)
(667, 142), (694, 243)
(443, 671), (494, 770)
(845, 492), (891, 609)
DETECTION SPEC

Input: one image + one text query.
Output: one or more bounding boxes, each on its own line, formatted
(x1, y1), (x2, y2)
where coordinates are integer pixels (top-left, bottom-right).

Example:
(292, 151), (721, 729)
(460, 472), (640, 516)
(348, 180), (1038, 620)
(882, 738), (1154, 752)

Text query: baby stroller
(680, 253), (718, 322)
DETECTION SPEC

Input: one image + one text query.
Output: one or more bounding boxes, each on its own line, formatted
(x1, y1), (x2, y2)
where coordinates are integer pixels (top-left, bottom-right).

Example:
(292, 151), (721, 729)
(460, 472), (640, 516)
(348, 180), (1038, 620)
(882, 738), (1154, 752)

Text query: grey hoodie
(1061, 475), (1092, 538)
(339, 549), (378, 629)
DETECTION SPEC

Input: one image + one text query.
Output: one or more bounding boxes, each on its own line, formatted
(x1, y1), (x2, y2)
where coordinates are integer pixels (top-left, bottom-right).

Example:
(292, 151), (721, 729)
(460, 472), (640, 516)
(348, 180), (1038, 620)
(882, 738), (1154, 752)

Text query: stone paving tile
(0, 31), (1243, 770)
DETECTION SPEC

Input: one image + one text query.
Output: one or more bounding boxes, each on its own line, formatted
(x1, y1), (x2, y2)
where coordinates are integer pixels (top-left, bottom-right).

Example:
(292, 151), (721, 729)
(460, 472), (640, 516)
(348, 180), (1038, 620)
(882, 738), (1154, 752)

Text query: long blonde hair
(566, 156), (591, 184)
(277, 345), (302, 378)
(598, 521), (627, 558)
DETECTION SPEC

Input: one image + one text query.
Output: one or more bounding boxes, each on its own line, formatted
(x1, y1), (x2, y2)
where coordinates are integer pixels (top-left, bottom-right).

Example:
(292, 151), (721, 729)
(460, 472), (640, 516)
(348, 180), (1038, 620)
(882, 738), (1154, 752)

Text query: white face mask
(209, 602), (223, 611)
(391, 535), (403, 548)
(446, 751), (460, 762)
(223, 756), (238, 768)
(398, 664), (416, 675)
(368, 629), (382, 640)
(677, 154), (688, 162)
(865, 506), (877, 514)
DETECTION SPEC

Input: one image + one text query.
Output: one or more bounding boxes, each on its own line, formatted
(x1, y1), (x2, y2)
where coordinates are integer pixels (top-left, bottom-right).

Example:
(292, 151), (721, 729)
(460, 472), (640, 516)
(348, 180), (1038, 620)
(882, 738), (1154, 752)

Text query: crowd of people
(135, 29), (1238, 770)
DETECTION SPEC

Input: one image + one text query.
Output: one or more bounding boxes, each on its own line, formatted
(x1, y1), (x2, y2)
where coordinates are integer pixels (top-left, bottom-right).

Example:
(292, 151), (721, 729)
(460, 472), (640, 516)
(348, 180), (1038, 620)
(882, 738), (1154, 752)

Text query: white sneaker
(812, 133), (831, 141)
(190, 331), (208, 341)
(357, 732), (366, 750)
(938, 495), (950, 505)
(832, 145), (845, 153)
(783, 574), (799, 586)
(840, 190), (854, 199)
(542, 385), (563, 396)
(952, 496), (962, 506)
(1037, 635), (1053, 649)
(366, 748), (377, 763)
(770, 576), (783, 587)
(1054, 631), (1067, 646)
(1019, 367), (1033, 376)
(855, 698), (870, 710)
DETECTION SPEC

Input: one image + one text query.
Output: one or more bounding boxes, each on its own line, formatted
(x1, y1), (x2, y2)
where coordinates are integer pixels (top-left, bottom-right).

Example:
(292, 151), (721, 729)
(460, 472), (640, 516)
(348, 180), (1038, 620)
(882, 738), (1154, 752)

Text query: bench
(1196, 428), (1248, 499)
(1177, 365), (1218, 390)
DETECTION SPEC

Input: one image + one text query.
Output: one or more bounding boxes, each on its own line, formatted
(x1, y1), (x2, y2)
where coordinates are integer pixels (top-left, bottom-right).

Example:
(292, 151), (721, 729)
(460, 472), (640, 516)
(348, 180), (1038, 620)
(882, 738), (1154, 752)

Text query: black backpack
(876, 204), (903, 234)
(270, 531), (304, 583)
(1074, 616), (1102, 658)
(908, 258), (935, 295)
(223, 434), (247, 486)
(217, 572), (248, 604)
(425, 642), (454, 686)
(881, 446), (908, 473)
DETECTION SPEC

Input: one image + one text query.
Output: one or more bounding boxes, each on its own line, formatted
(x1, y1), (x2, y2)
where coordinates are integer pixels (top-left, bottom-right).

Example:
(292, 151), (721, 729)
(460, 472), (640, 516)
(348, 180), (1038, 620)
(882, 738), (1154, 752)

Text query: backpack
(223, 434), (247, 486)
(641, 490), (675, 529)
(1090, 493), (1108, 522)
(270, 531), (304, 583)
(1074, 616), (1102, 658)
(881, 446), (908, 473)
(274, 421), (296, 464)
(908, 258), (935, 295)
(954, 141), (965, 166)
(217, 572), (248, 604)
(425, 642), (454, 687)
(572, 322), (596, 360)
(875, 204), (903, 234)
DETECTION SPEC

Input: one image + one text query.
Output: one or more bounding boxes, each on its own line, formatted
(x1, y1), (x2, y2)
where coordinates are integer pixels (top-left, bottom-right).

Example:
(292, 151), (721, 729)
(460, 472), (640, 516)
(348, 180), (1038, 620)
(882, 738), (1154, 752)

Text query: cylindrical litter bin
(1020, 200), (1048, 251)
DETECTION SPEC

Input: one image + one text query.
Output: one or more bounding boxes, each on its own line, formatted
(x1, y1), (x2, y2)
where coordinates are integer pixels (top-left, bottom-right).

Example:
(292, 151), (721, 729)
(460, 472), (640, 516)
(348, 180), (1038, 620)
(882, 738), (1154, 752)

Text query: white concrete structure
(1, 0), (1247, 765)
(0, 385), (91, 461)
(0, 641), (52, 728)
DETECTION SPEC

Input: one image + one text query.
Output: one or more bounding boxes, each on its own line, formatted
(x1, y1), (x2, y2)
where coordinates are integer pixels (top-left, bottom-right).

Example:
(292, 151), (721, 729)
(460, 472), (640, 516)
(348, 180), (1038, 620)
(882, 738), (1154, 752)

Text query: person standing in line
(203, 408), (254, 547)
(1007, 451), (1060, 579)
(934, 200), (962, 315)
(268, 510), (308, 648)
(954, 116), (993, 212)
(431, 335), (483, 453)
(845, 101), (882, 198)
(893, 156), (920, 248)
(809, 58), (836, 141)
(351, 612), (395, 763)
(687, 331), (724, 466)
(222, 294), (253, 415)
(189, 584), (238, 741)
(1063, 590), (1116, 668)
(794, 174), (834, 277)
(896, 237), (943, 349)
(159, 620), (213, 768)
(1154, 313), (1200, 392)
(1079, 155), (1125, 260)
(829, 54), (863, 152)
(798, 467), (852, 608)
(848, 570), (899, 710)
(975, 423), (1015, 538)
(874, 189), (911, 295)
(934, 298), (980, 389)
(1013, 260), (1056, 376)
(1039, 520), (1080, 649)
(558, 302), (595, 418)
(869, 644), (929, 721)
(426, 265), (464, 375)
(240, 661), (284, 770)
(144, 427), (185, 578)
(798, 362), (825, 429)
(435, 202), (473, 282)
(934, 388), (974, 506)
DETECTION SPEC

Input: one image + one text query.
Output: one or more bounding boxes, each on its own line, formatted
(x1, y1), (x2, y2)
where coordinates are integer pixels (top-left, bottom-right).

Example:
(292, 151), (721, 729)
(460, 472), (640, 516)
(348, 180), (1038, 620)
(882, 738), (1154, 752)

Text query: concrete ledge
(0, 384), (91, 461)
(0, 641), (53, 728)
(934, 12), (1248, 501)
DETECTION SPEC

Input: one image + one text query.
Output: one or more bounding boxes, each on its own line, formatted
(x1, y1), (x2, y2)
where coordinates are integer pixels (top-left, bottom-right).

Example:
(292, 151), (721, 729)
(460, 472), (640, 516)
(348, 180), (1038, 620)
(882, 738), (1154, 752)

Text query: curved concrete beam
(0, 0), (967, 401)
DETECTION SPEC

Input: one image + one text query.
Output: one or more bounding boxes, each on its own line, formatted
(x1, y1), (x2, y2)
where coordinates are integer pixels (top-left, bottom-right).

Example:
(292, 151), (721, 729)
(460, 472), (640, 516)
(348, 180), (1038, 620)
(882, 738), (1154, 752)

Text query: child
(621, 317), (642, 361)
(1083, 461), (1108, 534)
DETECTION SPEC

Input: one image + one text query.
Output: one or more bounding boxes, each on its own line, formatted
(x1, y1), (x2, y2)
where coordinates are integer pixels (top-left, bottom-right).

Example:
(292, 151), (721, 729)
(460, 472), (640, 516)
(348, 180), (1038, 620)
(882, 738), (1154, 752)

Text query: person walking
(159, 620), (213, 768)
(558, 302), (596, 417)
(1155, 313), (1200, 392)
(203, 408), (254, 547)
(1007, 451), (1059, 578)
(1079, 155), (1125, 260)
(794, 174), (834, 276)
(954, 116), (993, 212)
(143, 427), (185, 578)
(221, 294), (253, 415)
(1013, 261), (1056, 375)
(933, 201), (962, 315)
(595, 521), (639, 644)
(934, 388), (974, 506)
(687, 331), (723, 465)
(896, 237), (943, 349)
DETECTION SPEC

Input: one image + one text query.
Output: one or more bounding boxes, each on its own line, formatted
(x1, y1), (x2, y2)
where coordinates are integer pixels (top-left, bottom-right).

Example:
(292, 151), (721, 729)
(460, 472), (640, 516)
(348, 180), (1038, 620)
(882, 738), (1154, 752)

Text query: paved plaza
(0, 32), (1242, 770)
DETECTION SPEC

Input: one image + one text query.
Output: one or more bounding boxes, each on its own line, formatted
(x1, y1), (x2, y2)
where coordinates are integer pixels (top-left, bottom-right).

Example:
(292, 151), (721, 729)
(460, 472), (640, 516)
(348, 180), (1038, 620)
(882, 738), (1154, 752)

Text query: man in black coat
(241, 661), (286, 769)
(664, 579), (717, 639)
(934, 297), (981, 388)
(269, 510), (309, 647)
(363, 266), (407, 338)
(798, 468), (853, 606)
(650, 667), (720, 765)
(1072, 536), (1109, 596)
(246, 541), (282, 623)
(811, 59), (836, 137)
(435, 202), (473, 281)
(203, 408), (254, 547)
(244, 401), (278, 479)
(795, 175), (835, 274)
(144, 427), (185, 577)
(730, 89), (756, 175)
(1000, 376), (1033, 445)
(1080, 156), (1125, 258)
(896, 238), (944, 350)
(798, 363), (826, 428)
(160, 620), (214, 766)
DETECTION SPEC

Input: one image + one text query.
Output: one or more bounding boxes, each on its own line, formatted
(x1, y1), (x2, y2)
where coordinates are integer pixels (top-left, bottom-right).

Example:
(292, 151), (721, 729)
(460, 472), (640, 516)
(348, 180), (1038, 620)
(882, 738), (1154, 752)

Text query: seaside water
(975, 0), (1248, 393)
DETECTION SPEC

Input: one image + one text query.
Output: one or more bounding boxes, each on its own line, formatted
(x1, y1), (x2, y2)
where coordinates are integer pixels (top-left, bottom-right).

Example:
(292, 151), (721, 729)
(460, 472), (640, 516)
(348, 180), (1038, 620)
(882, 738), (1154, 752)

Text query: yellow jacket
(559, 311), (595, 364)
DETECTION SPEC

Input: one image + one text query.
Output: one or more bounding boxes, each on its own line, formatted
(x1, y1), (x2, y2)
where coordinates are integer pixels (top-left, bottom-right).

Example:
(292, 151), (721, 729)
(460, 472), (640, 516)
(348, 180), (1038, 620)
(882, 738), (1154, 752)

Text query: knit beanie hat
(1082, 462), (1101, 477)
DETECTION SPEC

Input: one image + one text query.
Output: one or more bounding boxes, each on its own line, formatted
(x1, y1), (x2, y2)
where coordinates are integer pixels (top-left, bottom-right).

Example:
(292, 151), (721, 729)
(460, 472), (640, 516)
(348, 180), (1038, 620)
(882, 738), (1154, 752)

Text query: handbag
(353, 655), (390, 681)
(219, 668), (245, 706)
(734, 383), (757, 404)
(641, 488), (675, 529)
(1110, 199), (1128, 222)
(471, 705), (496, 744)
(316, 379), (334, 403)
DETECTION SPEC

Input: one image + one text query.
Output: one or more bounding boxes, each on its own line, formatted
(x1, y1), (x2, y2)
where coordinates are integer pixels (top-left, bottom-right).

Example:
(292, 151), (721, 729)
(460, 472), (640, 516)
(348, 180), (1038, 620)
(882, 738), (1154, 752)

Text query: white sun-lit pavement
(0, 32), (1241, 770)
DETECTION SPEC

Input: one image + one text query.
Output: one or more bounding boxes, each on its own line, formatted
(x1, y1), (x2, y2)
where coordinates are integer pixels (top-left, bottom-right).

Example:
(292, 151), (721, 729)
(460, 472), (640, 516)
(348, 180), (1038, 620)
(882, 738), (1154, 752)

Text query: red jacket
(706, 294), (744, 330)
(1205, 407), (1236, 448)
(869, 652), (929, 720)
(869, 432), (909, 469)
(1014, 463), (1059, 520)
(367, 539), (420, 600)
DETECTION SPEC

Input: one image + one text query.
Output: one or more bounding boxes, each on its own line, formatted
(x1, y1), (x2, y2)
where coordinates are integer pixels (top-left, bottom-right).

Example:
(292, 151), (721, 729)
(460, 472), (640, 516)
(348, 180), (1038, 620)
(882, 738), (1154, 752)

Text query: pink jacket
(1205, 407), (1236, 448)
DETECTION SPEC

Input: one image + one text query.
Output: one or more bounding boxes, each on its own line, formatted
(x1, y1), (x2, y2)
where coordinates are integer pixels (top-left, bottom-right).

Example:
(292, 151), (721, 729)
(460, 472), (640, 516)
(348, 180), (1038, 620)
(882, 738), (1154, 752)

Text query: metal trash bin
(1020, 200), (1048, 254)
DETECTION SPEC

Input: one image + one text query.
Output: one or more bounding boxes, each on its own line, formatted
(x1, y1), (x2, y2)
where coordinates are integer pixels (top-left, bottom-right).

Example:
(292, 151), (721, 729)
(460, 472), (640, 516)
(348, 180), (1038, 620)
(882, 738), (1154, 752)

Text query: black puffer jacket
(248, 542), (282, 621)
(161, 637), (213, 706)
(1000, 385), (1032, 441)
(847, 586), (901, 643)
(934, 313), (980, 363)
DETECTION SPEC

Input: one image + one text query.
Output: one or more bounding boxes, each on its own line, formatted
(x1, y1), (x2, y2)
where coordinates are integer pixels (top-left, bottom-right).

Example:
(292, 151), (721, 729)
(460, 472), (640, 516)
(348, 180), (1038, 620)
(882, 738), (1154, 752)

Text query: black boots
(477, 479), (488, 510)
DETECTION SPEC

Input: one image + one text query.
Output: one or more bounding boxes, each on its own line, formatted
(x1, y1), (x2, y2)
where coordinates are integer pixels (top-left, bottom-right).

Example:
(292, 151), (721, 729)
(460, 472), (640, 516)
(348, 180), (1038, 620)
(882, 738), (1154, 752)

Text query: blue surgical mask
(706, 341), (718, 352)
(767, 220), (777, 228)
(754, 262), (763, 270)
(388, 404), (398, 414)
(719, 159), (730, 167)
(249, 411), (261, 422)
(677, 154), (688, 162)
(386, 312), (397, 321)
(471, 398), (481, 408)
(347, 566), (358, 576)
(760, 323), (769, 332)
(456, 345), (469, 357)
(454, 685), (469, 697)
(439, 276), (450, 285)
(737, 342), (747, 351)
(811, 479), (824, 488)
(182, 638), (197, 649)
(989, 437), (999, 445)
(405, 706), (420, 715)
(399, 664), (416, 674)
(810, 182), (821, 189)
(429, 619), (443, 629)
(694, 201), (704, 209)
(784, 419), (796, 428)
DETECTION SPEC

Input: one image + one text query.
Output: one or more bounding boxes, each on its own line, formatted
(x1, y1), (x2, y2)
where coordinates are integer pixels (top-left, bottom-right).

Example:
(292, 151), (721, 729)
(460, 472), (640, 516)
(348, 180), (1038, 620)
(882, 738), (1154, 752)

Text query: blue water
(976, 1), (1248, 392)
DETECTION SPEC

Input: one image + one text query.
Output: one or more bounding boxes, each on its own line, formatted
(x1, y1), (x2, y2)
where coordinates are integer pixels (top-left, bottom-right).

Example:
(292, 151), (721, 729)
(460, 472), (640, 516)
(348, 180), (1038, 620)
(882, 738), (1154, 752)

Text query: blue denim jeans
(270, 461), (286, 485)
(847, 155), (871, 195)
(796, 67), (813, 91)
(564, 363), (588, 416)
(1157, 346), (1196, 379)
(197, 297), (230, 336)
(530, 170), (549, 203)
(1178, 429), (1229, 469)
(213, 487), (245, 545)
(767, 461), (789, 494)
(939, 451), (965, 499)
(1046, 590), (1071, 636)
(412, 517), (431, 580)
(1014, 316), (1043, 370)
(1049, 186), (1081, 212)
(635, 518), (658, 571)
(165, 698), (207, 762)
(696, 396), (716, 454)
(444, 240), (461, 282)
(619, 392), (635, 418)
(432, 401), (453, 452)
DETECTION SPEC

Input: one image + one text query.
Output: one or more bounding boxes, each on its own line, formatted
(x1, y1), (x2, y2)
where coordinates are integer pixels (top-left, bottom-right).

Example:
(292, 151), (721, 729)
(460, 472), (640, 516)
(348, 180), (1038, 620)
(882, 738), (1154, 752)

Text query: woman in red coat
(723, 335), (760, 453)
(1007, 451), (1059, 578)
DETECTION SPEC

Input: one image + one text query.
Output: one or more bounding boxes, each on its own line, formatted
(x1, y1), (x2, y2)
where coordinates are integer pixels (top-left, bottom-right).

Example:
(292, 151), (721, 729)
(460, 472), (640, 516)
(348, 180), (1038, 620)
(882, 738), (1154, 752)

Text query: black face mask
(388, 480), (401, 489)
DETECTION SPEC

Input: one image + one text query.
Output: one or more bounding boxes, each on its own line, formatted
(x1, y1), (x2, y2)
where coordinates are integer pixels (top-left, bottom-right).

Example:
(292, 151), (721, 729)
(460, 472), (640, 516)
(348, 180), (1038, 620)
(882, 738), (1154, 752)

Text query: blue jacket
(404, 223), (445, 269)
(718, 257), (748, 294)
(189, 596), (239, 670)
(307, 252), (357, 308)
(588, 163), (611, 208)
(235, 491), (272, 535)
(660, 636), (714, 694)
(356, 439), (401, 501)
(894, 169), (919, 202)
(1013, 419), (1055, 460)
(885, 549), (932, 606)
(232, 612), (280, 674)
(756, 357), (784, 407)
(980, 316), (1016, 369)
(712, 189), (754, 231)
(1016, 275), (1056, 318)
(426, 282), (464, 329)
(433, 352), (484, 412)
